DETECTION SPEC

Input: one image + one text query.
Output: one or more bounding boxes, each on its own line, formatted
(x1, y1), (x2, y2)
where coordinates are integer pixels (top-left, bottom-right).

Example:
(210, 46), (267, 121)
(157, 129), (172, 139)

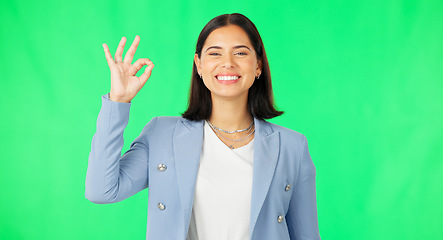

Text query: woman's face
(195, 24), (262, 101)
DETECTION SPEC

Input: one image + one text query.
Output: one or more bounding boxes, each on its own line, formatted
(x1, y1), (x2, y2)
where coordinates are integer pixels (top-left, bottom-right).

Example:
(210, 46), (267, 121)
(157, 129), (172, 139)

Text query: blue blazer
(86, 94), (321, 240)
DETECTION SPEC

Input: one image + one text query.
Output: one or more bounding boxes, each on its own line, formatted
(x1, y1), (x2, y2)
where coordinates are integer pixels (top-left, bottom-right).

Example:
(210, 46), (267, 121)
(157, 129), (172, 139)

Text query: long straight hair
(182, 13), (283, 121)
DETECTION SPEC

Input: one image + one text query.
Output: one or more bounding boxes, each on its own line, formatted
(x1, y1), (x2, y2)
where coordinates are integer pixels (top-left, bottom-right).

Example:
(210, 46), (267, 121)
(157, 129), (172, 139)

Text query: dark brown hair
(182, 13), (283, 120)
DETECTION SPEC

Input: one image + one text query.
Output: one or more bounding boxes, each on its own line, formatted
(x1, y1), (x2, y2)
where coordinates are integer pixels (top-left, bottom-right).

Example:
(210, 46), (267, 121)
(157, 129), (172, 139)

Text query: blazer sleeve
(85, 93), (157, 204)
(286, 136), (321, 239)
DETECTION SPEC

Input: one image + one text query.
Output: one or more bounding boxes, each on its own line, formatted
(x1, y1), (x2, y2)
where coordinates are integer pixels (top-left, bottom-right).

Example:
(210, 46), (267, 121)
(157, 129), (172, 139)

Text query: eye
(235, 52), (248, 56)
(209, 52), (221, 56)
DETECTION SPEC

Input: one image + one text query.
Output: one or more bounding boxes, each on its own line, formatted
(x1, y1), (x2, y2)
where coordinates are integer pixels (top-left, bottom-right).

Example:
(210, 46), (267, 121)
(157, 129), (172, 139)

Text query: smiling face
(194, 24), (262, 101)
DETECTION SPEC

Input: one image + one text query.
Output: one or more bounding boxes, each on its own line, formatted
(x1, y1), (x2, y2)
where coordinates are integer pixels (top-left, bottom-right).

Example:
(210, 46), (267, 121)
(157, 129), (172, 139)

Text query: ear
(194, 54), (202, 75)
(256, 59), (262, 77)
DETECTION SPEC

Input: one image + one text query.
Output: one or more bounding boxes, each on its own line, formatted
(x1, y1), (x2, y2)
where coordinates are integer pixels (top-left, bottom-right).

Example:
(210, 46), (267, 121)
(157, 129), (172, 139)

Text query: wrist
(109, 93), (131, 103)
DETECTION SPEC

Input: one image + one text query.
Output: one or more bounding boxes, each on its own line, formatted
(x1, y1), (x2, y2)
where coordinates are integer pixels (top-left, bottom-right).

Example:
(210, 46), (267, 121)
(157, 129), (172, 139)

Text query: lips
(215, 73), (241, 83)
(216, 75), (239, 81)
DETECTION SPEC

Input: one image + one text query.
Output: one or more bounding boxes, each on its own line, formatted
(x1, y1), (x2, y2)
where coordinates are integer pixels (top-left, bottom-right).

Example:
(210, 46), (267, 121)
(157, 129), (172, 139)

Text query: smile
(216, 75), (240, 81)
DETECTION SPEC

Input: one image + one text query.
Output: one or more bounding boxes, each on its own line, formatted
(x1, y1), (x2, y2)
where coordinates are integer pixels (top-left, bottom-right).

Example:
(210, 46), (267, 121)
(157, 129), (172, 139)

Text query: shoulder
(136, 116), (181, 137)
(151, 116), (182, 128)
(259, 120), (307, 148)
(261, 120), (306, 139)
(135, 116), (204, 146)
(144, 116), (184, 133)
(143, 116), (204, 134)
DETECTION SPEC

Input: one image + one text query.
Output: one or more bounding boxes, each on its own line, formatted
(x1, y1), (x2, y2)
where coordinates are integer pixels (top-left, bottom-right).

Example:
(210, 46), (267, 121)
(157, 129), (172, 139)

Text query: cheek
(201, 77), (215, 92)
(200, 59), (218, 73)
(241, 60), (258, 74)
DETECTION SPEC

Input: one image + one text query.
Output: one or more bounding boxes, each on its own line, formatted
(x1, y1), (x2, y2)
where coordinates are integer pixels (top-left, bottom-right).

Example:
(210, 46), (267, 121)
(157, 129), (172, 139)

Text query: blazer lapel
(173, 118), (204, 227)
(172, 117), (280, 238)
(249, 118), (280, 238)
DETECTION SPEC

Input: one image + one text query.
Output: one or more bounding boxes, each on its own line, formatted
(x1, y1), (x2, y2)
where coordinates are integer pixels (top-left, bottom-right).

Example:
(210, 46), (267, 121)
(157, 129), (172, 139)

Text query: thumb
(139, 62), (154, 86)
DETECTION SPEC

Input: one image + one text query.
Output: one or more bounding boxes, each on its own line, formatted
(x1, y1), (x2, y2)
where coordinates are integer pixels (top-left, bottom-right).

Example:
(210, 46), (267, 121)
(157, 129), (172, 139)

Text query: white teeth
(217, 75), (239, 81)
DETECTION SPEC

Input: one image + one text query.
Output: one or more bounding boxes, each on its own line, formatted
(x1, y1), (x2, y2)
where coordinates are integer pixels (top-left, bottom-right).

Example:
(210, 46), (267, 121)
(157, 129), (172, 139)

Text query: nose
(221, 54), (234, 68)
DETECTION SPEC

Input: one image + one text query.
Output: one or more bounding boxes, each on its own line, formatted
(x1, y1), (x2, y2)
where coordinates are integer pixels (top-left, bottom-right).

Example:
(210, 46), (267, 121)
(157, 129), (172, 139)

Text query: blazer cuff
(100, 93), (131, 119)
(102, 93), (132, 105)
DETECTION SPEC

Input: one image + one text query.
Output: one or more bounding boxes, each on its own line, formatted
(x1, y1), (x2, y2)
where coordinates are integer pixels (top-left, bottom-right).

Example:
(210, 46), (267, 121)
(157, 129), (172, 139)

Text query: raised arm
(85, 36), (155, 204)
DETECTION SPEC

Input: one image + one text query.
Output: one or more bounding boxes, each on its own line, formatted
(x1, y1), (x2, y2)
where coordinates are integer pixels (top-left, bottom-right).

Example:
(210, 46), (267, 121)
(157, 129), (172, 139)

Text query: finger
(102, 43), (114, 67)
(130, 58), (153, 75)
(124, 35), (140, 64)
(114, 36), (126, 62)
(139, 62), (155, 85)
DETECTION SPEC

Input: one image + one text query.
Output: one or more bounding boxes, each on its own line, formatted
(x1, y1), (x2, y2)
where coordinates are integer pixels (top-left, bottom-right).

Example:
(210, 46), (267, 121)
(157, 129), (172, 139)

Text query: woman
(86, 13), (321, 240)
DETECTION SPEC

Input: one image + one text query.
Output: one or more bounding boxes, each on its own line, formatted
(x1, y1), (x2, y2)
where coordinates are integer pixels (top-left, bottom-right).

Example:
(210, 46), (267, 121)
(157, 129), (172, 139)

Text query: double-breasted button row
(277, 215), (284, 223)
(158, 203), (166, 211)
(157, 163), (167, 172)
(285, 184), (291, 191)
(157, 163), (167, 211)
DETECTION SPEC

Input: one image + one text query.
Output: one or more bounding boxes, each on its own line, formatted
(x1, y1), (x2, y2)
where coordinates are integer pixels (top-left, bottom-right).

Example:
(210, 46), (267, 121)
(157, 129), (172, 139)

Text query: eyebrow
(205, 45), (251, 52)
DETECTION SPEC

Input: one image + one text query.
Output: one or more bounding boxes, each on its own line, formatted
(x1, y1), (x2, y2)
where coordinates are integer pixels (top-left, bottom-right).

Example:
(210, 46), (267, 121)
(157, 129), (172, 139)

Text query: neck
(209, 94), (253, 131)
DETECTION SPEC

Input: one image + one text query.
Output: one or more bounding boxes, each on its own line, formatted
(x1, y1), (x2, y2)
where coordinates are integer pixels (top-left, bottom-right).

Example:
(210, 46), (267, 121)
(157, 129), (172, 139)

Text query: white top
(187, 121), (254, 240)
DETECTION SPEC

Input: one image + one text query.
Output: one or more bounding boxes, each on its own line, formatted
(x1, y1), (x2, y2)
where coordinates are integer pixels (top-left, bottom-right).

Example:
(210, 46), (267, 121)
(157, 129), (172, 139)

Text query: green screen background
(1, 0), (442, 239)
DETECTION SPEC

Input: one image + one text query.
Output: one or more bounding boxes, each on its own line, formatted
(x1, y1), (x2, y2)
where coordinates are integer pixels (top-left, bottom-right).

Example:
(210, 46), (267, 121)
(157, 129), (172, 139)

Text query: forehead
(203, 24), (253, 48)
